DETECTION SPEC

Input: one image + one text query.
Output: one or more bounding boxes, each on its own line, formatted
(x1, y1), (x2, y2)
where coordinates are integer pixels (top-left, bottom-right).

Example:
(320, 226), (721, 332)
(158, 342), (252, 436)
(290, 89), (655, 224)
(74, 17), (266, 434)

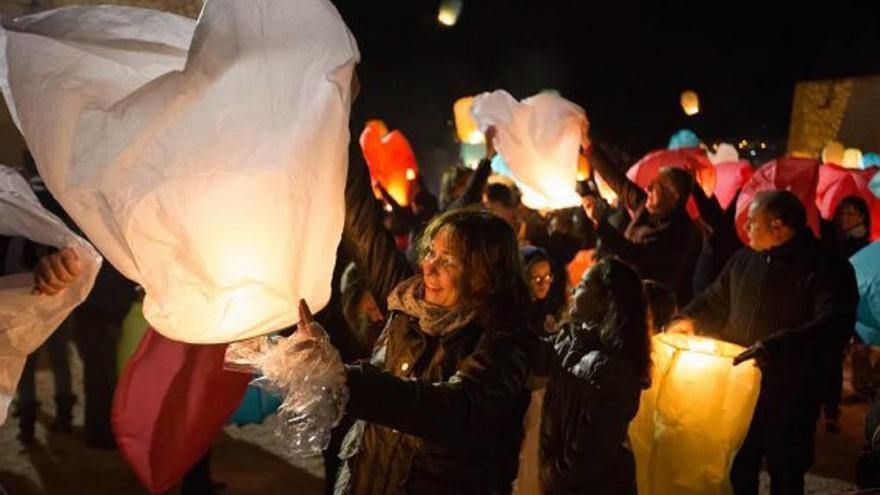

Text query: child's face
(569, 265), (607, 323)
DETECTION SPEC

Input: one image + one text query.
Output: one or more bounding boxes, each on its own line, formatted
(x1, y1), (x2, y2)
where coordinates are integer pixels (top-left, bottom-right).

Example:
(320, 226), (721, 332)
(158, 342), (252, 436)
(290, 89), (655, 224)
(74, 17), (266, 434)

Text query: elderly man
(671, 190), (859, 495)
(581, 138), (701, 305)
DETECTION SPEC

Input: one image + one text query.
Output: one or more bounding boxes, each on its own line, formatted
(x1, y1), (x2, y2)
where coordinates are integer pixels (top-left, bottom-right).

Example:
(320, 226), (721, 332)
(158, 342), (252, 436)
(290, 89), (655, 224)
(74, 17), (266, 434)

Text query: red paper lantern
(816, 163), (880, 240)
(734, 158), (821, 244)
(626, 147), (716, 219)
(112, 328), (250, 494)
(359, 120), (418, 206)
(713, 160), (754, 211)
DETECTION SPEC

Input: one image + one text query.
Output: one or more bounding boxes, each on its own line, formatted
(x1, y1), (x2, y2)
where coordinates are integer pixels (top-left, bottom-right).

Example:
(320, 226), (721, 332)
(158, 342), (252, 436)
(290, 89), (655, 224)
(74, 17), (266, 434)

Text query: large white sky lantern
(471, 90), (586, 210)
(0, 0), (360, 344)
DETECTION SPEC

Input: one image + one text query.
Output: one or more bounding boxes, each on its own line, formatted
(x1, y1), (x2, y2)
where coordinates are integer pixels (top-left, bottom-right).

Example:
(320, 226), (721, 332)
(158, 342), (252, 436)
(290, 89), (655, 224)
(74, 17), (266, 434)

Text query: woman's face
(527, 260), (553, 301)
(421, 227), (463, 307)
(570, 265), (607, 323)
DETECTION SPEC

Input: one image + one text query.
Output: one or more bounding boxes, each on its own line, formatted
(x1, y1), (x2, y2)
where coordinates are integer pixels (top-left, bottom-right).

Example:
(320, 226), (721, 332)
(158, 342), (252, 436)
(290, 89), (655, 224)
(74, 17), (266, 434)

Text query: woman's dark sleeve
(690, 182), (725, 232)
(345, 329), (530, 449)
(586, 146), (645, 213)
(342, 158), (414, 312)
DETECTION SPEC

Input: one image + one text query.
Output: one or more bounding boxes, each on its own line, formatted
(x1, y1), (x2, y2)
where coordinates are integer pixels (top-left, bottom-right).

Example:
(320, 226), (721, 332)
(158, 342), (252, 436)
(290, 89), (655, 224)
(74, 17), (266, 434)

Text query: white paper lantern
(842, 148), (863, 169)
(471, 90), (586, 210)
(0, 0), (360, 343)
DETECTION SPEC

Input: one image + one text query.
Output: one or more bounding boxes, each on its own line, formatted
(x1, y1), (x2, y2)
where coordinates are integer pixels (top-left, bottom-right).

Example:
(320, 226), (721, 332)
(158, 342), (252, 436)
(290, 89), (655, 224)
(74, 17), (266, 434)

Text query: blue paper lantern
(668, 129), (700, 150)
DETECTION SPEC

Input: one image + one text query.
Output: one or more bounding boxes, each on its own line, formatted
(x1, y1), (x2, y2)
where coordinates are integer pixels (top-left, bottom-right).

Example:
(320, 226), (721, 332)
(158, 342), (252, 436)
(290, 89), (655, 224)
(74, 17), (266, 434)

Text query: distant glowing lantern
(460, 142), (486, 169)
(630, 333), (761, 495)
(454, 96), (484, 144)
(822, 141), (845, 165)
(359, 120), (419, 206)
(680, 90), (700, 116)
(471, 90), (586, 210)
(668, 129), (700, 149)
(0, 0), (360, 344)
(842, 148), (863, 169)
(437, 0), (463, 27)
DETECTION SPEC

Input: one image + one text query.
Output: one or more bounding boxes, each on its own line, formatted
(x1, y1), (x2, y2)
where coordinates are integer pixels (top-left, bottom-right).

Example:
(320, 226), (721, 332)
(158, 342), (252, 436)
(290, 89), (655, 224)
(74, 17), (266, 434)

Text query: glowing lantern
(566, 249), (595, 287)
(359, 120), (419, 206)
(629, 333), (761, 495)
(708, 143), (740, 165)
(735, 158), (821, 244)
(843, 148), (863, 169)
(851, 242), (880, 344)
(0, 0), (360, 343)
(713, 161), (753, 211)
(863, 152), (880, 168)
(577, 153), (590, 181)
(460, 142), (486, 169)
(680, 90), (700, 116)
(437, 0), (463, 27)
(816, 164), (879, 237)
(454, 96), (484, 144)
(822, 141), (845, 165)
(471, 90), (586, 210)
(668, 129), (701, 150)
(626, 147), (716, 219)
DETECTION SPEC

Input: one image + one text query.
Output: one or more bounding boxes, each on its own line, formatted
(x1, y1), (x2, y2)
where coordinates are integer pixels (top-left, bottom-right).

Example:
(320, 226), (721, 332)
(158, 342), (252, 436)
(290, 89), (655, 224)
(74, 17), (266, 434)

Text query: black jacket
(537, 323), (641, 495)
(690, 186), (743, 294)
(335, 157), (531, 495)
(679, 230), (859, 405)
(589, 149), (701, 305)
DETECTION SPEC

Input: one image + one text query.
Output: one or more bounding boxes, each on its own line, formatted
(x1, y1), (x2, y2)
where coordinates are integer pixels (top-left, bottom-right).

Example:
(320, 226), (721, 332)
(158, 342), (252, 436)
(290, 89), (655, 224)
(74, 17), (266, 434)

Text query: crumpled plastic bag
(225, 320), (347, 458)
(0, 0), (360, 344)
(629, 334), (761, 495)
(0, 165), (101, 424)
(471, 90), (586, 210)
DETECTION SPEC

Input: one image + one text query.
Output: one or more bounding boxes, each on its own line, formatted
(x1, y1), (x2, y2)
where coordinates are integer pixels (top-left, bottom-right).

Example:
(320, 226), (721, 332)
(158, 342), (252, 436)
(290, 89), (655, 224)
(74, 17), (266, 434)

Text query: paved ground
(0, 347), (872, 494)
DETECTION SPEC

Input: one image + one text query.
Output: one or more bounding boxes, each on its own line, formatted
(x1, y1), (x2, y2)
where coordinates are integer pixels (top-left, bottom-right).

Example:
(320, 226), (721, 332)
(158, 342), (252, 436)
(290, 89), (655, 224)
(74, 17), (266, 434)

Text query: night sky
(332, 0), (880, 191)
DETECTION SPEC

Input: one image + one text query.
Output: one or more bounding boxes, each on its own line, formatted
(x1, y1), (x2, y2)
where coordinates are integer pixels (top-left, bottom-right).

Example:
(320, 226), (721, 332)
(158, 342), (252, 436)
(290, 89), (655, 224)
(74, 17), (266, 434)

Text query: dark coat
(537, 324), (641, 495)
(335, 157), (531, 495)
(589, 150), (701, 306)
(679, 230), (859, 408)
(690, 186), (743, 295)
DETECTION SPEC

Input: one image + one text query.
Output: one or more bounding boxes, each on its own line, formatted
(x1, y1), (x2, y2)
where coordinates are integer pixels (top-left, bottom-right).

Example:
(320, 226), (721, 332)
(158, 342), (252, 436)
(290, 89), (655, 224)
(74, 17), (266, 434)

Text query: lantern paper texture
(0, 0), (360, 343)
(359, 121), (418, 206)
(0, 165), (101, 424)
(454, 96), (484, 144)
(471, 90), (586, 210)
(816, 164), (878, 221)
(629, 334), (762, 495)
(822, 141), (845, 165)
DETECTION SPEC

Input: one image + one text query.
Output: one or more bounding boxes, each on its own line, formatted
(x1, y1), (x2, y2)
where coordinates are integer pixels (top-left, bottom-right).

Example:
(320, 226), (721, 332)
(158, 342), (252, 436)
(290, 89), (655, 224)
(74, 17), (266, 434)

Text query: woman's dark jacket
(334, 157), (531, 495)
(535, 323), (642, 495)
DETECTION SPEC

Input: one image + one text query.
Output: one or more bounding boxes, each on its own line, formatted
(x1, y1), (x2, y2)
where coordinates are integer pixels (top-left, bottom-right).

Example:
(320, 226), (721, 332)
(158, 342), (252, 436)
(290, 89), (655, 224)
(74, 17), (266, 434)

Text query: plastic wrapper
(471, 90), (586, 210)
(224, 321), (347, 457)
(0, 165), (101, 424)
(0, 0), (360, 344)
(629, 334), (762, 495)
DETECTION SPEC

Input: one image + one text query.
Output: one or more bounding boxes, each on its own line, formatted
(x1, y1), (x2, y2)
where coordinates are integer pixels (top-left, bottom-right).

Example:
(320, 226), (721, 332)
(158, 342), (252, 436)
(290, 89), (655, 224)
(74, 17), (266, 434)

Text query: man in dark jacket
(582, 143), (701, 306)
(671, 190), (859, 495)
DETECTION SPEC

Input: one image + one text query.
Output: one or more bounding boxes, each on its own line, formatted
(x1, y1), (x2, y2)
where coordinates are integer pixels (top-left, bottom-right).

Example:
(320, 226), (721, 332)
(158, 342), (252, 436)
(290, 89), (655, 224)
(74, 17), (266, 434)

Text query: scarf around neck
(387, 275), (476, 336)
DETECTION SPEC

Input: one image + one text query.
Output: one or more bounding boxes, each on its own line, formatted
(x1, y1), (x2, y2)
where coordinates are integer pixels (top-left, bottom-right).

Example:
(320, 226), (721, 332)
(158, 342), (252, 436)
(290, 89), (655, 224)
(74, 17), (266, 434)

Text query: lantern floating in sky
(471, 90), (586, 210)
(0, 0), (360, 344)
(842, 148), (863, 169)
(359, 120), (419, 206)
(680, 90), (700, 116)
(437, 0), (463, 27)
(454, 96), (484, 144)
(629, 333), (761, 495)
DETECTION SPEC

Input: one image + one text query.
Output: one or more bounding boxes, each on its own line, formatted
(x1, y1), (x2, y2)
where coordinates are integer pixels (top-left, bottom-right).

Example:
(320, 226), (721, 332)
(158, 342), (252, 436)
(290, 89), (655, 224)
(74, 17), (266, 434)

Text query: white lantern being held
(471, 90), (586, 210)
(0, 0), (360, 343)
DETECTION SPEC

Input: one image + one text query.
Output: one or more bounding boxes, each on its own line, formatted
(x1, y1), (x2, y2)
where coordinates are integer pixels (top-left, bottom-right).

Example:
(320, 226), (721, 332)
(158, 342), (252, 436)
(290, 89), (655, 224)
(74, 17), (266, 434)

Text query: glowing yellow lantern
(822, 141), (845, 165)
(842, 148), (863, 169)
(454, 96), (484, 144)
(0, 0), (360, 344)
(629, 333), (761, 495)
(680, 90), (700, 116)
(437, 0), (463, 27)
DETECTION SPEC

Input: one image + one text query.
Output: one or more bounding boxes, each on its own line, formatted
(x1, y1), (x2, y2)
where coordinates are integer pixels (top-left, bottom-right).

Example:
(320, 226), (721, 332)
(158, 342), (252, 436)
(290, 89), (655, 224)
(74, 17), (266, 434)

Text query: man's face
(645, 174), (679, 215)
(745, 202), (785, 251)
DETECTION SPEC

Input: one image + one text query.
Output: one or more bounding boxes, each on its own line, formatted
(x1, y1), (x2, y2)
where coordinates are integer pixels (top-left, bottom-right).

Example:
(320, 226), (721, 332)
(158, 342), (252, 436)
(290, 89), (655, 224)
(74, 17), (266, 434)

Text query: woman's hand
(33, 247), (81, 295)
(484, 126), (497, 160)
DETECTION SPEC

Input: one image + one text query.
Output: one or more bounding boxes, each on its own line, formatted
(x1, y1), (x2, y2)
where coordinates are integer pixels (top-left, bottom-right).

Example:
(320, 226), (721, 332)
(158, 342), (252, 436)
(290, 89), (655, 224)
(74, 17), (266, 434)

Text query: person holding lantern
(580, 131), (701, 306)
(329, 127), (533, 494)
(536, 256), (651, 495)
(669, 190), (859, 495)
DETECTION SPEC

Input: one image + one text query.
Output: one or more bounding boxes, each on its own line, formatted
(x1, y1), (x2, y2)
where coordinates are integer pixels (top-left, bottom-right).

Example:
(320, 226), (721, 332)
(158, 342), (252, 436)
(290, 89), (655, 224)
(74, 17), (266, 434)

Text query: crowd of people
(4, 116), (880, 495)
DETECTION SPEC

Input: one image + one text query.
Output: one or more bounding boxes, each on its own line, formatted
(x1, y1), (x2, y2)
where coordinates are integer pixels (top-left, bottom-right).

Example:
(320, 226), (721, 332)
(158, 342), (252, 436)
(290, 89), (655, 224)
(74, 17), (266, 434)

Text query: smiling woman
(336, 150), (533, 494)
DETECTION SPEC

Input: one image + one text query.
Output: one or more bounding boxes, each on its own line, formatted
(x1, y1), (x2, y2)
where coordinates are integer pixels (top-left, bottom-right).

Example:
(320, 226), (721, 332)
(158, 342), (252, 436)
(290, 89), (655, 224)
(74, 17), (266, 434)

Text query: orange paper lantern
(359, 120), (419, 206)
(454, 96), (484, 144)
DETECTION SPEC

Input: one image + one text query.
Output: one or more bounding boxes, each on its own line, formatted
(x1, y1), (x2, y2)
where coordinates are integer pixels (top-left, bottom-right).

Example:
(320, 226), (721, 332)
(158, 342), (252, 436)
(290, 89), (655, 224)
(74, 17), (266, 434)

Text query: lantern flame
(406, 168), (416, 181)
